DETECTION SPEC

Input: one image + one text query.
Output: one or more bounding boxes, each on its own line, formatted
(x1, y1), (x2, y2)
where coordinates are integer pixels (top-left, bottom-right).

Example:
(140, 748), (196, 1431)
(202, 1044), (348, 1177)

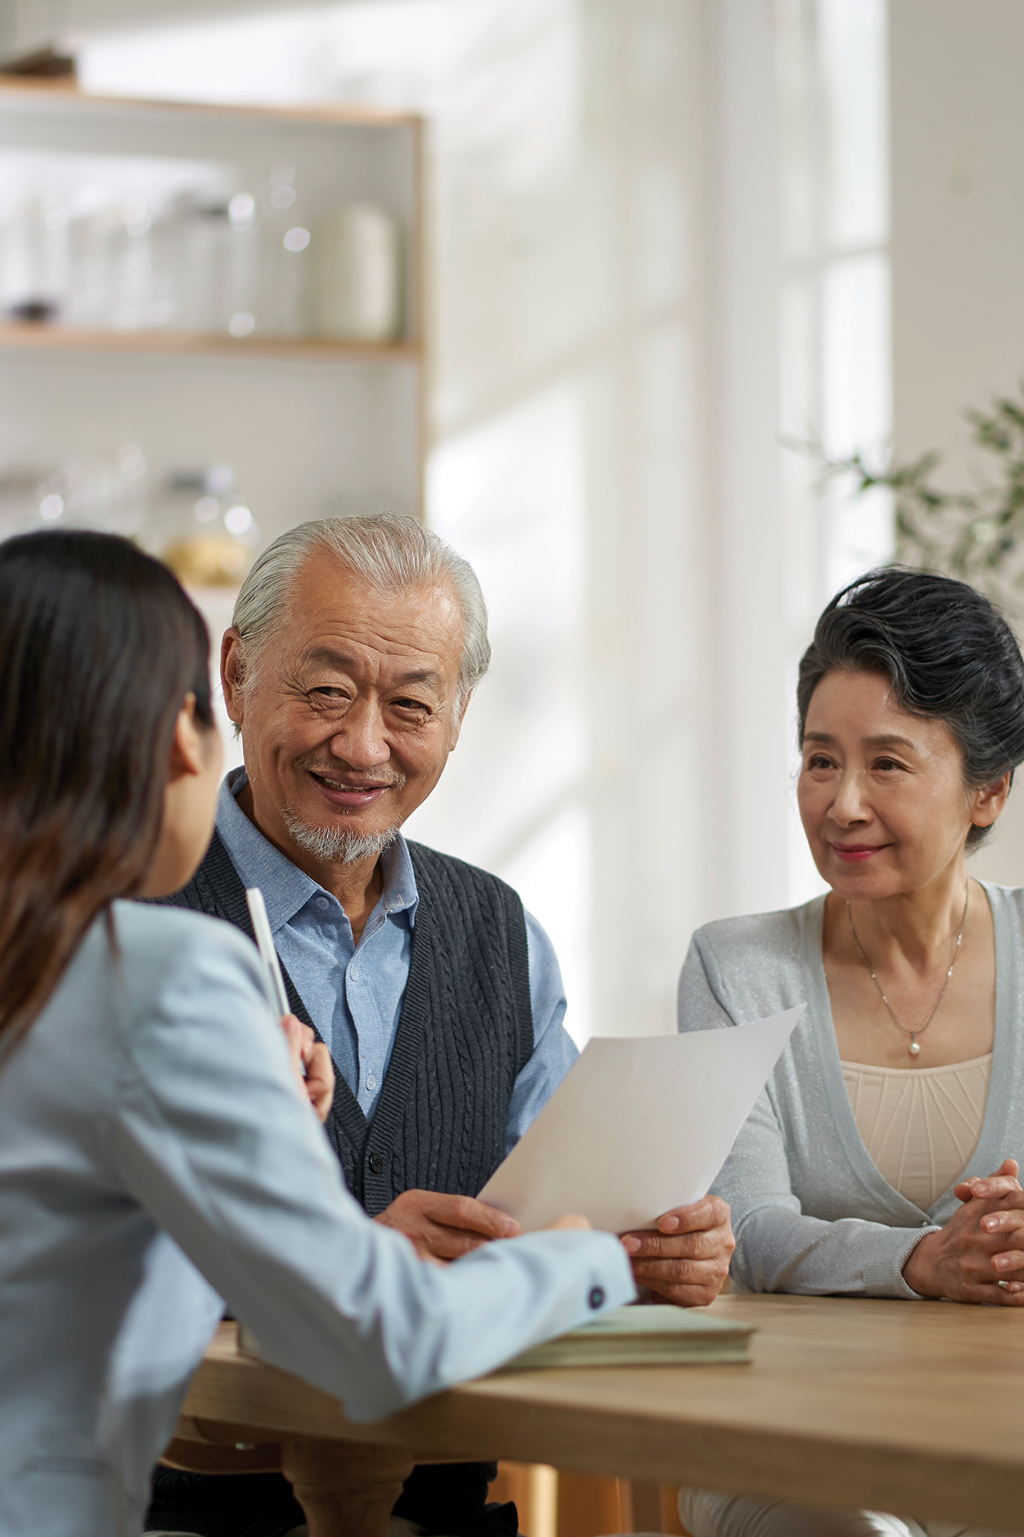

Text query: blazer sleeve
(677, 932), (937, 1299)
(111, 919), (635, 1421)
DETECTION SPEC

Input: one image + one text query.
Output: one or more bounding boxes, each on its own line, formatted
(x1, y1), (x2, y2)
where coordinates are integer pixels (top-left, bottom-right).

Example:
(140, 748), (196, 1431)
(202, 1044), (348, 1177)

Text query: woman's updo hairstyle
(797, 567), (1024, 849)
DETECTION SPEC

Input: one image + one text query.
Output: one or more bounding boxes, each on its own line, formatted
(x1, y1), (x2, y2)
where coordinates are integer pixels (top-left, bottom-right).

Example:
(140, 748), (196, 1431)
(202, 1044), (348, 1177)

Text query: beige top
(841, 1054), (993, 1211)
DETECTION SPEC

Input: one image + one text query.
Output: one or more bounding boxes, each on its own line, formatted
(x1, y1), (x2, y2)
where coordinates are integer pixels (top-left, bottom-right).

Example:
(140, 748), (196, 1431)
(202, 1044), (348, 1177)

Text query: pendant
(909, 1038), (921, 1056)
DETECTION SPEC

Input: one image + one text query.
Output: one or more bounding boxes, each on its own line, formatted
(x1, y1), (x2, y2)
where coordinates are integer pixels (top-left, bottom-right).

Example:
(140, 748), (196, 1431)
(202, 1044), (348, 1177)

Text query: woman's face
(798, 668), (1004, 900)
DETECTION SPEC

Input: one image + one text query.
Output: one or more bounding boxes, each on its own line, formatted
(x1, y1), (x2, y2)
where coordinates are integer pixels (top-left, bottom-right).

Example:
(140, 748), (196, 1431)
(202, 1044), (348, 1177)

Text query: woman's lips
(831, 843), (887, 862)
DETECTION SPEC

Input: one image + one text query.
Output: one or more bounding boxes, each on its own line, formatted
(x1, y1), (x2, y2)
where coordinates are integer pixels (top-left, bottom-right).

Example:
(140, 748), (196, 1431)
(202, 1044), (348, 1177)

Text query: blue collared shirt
(216, 772), (577, 1151)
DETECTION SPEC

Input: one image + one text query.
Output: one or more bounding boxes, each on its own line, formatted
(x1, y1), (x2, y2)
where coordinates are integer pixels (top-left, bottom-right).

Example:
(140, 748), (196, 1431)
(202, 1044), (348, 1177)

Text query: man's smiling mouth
(312, 772), (393, 792)
(304, 766), (408, 800)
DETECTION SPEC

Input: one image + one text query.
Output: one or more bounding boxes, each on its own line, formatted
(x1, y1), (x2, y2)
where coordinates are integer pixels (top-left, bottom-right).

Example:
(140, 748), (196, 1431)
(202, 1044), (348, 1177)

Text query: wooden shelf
(0, 324), (422, 362)
(0, 76), (423, 129)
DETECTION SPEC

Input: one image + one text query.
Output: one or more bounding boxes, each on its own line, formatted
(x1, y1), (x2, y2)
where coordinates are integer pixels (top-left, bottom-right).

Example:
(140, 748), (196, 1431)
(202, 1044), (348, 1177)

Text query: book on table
(491, 1305), (755, 1372)
(238, 1306), (754, 1377)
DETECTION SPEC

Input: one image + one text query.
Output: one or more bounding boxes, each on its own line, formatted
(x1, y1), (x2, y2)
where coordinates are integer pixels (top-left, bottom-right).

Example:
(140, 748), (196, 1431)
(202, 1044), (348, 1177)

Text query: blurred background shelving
(0, 79), (426, 600)
(0, 323), (421, 358)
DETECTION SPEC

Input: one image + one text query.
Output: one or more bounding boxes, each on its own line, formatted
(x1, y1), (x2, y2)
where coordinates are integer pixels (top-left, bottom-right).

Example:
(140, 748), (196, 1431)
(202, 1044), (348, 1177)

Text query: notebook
(491, 1305), (755, 1372)
(238, 1306), (754, 1377)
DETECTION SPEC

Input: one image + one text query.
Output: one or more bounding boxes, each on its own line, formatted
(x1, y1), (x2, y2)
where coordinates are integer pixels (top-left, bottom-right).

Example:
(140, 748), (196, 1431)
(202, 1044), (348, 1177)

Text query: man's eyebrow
(396, 669), (443, 687)
(300, 646), (443, 688)
(301, 645), (358, 670)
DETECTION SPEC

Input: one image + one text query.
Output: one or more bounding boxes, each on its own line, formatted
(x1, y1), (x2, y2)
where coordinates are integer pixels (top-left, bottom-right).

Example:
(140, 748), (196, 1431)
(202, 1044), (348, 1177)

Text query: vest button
(368, 1152), (385, 1174)
(588, 1286), (605, 1310)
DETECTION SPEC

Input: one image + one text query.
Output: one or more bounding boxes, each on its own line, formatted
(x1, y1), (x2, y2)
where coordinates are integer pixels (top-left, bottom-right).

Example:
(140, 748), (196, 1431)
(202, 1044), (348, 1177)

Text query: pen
(245, 886), (291, 1019)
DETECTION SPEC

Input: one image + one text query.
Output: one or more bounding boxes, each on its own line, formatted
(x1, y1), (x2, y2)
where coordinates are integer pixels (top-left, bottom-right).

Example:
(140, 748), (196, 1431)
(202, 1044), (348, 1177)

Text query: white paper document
(478, 1007), (803, 1233)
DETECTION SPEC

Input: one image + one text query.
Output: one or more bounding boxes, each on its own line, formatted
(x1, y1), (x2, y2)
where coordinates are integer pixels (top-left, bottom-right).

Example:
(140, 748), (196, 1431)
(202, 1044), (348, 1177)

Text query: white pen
(245, 886), (291, 1020)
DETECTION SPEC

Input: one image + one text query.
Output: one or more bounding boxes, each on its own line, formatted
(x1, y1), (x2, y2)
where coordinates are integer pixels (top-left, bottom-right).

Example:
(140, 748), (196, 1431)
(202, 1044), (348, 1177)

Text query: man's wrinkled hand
(620, 1195), (735, 1307)
(374, 1189), (522, 1261)
(281, 1015), (335, 1123)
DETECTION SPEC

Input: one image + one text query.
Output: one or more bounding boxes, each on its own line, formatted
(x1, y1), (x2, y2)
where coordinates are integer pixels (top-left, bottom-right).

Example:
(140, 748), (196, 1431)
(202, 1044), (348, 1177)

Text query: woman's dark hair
(0, 530), (213, 1054)
(797, 566), (1024, 849)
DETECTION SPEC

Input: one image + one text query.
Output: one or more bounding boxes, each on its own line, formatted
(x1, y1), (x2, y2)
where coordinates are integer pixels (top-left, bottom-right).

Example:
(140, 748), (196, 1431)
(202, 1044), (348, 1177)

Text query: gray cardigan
(677, 882), (1024, 1299)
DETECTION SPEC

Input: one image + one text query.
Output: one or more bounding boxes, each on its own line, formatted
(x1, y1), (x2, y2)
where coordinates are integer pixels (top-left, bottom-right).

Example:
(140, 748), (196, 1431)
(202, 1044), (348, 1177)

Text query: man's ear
(221, 628), (245, 728)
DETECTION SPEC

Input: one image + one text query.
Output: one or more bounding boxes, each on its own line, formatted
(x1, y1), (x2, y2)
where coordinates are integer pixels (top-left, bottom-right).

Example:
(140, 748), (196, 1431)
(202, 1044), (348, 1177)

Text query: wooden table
(175, 1294), (1024, 1535)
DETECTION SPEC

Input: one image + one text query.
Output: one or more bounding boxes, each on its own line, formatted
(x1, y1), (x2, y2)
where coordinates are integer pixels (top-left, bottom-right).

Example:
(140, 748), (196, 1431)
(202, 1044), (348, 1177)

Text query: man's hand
(904, 1159), (1024, 1302)
(375, 1190), (522, 1261)
(620, 1195), (735, 1307)
(281, 1015), (335, 1123)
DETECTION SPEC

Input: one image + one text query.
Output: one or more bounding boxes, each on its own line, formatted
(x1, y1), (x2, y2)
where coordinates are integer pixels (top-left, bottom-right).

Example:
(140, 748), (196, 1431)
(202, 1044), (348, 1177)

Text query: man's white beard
(282, 809), (401, 865)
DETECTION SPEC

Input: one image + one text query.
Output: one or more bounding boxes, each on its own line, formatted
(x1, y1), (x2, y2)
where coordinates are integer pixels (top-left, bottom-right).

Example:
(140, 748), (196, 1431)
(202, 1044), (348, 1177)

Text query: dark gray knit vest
(154, 832), (534, 1215)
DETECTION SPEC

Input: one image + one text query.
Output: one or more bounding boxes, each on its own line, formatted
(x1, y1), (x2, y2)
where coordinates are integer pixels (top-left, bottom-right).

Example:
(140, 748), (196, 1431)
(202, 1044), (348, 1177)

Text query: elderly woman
(677, 567), (1024, 1537)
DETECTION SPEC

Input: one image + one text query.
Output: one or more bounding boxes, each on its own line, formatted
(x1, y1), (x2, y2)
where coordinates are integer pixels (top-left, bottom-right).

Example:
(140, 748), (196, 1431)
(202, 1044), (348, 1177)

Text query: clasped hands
(903, 1158), (1024, 1304)
(375, 1188), (735, 1306)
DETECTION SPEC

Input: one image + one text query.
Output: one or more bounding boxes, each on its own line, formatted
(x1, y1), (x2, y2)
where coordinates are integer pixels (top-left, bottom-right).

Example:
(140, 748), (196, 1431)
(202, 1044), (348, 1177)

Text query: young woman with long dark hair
(0, 530), (633, 1537)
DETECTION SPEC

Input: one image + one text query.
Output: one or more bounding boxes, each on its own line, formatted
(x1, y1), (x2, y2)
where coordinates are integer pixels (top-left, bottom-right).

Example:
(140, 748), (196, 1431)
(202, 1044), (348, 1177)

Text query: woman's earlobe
(168, 704), (205, 781)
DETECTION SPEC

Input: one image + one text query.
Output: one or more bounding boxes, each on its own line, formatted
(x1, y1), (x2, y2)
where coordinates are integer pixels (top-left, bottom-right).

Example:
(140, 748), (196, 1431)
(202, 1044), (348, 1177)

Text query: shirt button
(316, 896), (329, 911)
(366, 1074), (377, 1091)
(588, 1286), (605, 1310)
(350, 965), (359, 981)
(368, 1152), (385, 1174)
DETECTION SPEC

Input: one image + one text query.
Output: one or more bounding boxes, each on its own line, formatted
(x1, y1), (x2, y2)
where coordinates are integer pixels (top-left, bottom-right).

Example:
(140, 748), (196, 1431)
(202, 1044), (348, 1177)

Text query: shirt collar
(215, 768), (419, 933)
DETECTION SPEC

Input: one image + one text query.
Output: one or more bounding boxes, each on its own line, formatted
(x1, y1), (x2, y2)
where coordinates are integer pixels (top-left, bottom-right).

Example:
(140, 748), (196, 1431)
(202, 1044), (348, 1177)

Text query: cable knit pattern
(360, 842), (534, 1212)
(156, 833), (534, 1214)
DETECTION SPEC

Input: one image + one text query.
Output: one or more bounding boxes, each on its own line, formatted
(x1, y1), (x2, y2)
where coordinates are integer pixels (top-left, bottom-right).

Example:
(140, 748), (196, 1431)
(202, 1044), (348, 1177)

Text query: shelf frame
(0, 323), (423, 362)
(0, 75), (422, 129)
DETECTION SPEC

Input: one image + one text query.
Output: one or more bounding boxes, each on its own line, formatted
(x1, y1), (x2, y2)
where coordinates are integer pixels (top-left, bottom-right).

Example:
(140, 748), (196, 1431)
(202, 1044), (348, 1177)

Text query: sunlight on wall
(82, 0), (713, 1042)
(776, 0), (893, 908)
(410, 383), (589, 1042)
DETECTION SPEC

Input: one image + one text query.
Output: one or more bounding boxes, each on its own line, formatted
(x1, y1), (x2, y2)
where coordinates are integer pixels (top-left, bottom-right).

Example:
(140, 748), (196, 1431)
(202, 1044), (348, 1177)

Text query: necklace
(846, 884), (969, 1056)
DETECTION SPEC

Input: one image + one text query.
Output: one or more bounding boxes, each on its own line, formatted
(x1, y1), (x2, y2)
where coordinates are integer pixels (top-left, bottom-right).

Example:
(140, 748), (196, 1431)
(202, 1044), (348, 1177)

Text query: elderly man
(147, 513), (733, 1537)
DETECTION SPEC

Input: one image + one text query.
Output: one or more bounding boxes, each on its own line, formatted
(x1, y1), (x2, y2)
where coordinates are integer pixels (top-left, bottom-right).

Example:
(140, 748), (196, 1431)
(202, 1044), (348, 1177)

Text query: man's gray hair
(232, 512), (491, 706)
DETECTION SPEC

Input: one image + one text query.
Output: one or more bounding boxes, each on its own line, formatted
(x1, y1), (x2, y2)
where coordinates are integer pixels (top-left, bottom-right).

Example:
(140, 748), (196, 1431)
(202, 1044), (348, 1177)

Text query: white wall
(710, 0), (791, 922)
(890, 0), (1024, 886)
(2, 0), (319, 63)
(79, 0), (722, 1043)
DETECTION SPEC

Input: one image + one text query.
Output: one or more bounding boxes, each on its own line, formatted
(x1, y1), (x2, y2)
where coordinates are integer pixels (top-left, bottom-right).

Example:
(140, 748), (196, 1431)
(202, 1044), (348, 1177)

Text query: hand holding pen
(281, 1016), (335, 1122)
(247, 887), (335, 1124)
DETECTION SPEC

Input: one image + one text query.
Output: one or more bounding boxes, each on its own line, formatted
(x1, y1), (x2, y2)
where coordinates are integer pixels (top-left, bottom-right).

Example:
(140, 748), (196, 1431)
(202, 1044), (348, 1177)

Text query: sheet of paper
(478, 1007), (803, 1233)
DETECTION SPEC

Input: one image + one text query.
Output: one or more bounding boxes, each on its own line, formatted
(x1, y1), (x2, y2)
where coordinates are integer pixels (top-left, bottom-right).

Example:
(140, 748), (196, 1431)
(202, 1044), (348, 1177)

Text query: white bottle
(313, 202), (402, 342)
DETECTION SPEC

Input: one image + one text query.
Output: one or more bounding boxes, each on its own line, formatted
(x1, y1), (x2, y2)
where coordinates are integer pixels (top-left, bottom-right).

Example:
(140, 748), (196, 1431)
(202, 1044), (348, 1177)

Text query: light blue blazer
(0, 903), (633, 1537)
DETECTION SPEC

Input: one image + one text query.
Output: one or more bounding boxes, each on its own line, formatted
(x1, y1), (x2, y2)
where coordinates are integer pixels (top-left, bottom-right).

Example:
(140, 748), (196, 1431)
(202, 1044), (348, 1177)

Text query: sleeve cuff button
(588, 1286), (605, 1310)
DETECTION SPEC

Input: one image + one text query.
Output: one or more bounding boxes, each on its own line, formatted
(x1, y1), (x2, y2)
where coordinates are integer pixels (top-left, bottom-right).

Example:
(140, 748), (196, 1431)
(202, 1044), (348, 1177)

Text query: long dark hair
(798, 567), (1024, 848)
(0, 530), (213, 1054)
